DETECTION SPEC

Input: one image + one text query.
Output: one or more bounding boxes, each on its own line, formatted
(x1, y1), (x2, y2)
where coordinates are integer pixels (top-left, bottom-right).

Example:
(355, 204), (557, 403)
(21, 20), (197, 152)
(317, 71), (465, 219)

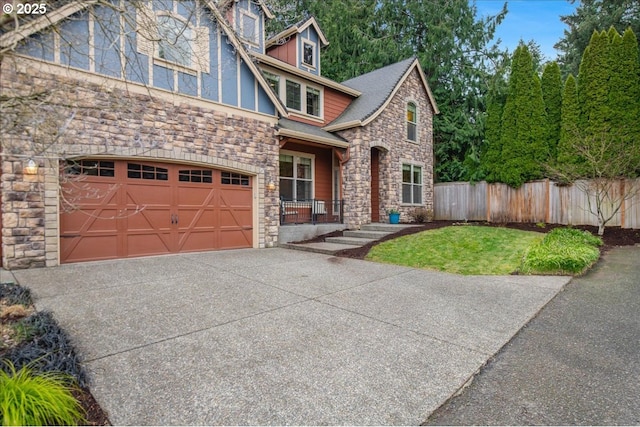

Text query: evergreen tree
(608, 27), (640, 171)
(481, 91), (505, 183)
(557, 74), (581, 166)
(577, 30), (611, 138)
(265, 0), (508, 182)
(555, 0), (640, 77)
(541, 62), (563, 161)
(499, 45), (548, 187)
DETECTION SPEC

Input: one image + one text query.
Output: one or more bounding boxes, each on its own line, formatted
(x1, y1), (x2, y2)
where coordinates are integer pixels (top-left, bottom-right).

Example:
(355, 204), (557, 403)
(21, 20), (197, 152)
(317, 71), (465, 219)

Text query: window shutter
(136, 3), (156, 56)
(193, 26), (210, 73)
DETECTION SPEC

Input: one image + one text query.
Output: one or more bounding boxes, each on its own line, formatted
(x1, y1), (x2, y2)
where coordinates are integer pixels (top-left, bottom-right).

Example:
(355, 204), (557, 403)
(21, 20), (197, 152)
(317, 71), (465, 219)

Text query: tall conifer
(541, 62), (563, 161)
(499, 44), (548, 187)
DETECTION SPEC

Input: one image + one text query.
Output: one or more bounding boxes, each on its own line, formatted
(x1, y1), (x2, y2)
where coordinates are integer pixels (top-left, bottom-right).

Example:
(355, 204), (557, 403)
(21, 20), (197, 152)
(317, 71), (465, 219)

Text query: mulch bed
(299, 221), (640, 260)
(73, 387), (111, 425)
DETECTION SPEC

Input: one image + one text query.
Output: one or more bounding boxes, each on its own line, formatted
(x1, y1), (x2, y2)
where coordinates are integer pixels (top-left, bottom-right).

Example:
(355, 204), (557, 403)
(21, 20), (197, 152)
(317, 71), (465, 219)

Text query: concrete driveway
(13, 248), (570, 425)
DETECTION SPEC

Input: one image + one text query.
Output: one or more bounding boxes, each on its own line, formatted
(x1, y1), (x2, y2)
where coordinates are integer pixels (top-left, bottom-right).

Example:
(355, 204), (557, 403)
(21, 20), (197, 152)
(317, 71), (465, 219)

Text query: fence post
(486, 183), (491, 222)
(620, 179), (626, 228)
(545, 179), (550, 224)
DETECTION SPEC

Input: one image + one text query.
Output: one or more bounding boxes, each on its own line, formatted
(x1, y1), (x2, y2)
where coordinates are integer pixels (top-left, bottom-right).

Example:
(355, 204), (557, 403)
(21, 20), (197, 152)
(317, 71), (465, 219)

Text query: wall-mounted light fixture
(24, 159), (38, 175)
(266, 181), (276, 192)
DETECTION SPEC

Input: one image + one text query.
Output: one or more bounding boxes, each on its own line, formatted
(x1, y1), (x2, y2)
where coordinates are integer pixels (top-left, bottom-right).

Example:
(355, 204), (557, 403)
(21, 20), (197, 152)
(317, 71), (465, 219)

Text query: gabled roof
(277, 118), (348, 148)
(324, 57), (439, 132)
(0, 0), (287, 117)
(266, 16), (329, 49)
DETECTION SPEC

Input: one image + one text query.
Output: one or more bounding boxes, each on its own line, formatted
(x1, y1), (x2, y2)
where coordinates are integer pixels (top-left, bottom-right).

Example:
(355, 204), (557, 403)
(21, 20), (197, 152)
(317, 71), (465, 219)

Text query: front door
(371, 148), (380, 222)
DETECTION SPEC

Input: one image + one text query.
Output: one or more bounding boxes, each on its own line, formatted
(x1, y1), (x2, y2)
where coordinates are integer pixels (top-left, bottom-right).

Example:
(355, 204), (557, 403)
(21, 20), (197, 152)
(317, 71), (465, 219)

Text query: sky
(473, 0), (579, 61)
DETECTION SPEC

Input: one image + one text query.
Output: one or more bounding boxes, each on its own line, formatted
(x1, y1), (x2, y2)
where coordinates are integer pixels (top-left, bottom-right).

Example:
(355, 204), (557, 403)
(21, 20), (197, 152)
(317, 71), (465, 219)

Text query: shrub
(0, 361), (85, 426)
(0, 283), (32, 306)
(1, 312), (88, 387)
(520, 227), (602, 274)
(410, 207), (434, 223)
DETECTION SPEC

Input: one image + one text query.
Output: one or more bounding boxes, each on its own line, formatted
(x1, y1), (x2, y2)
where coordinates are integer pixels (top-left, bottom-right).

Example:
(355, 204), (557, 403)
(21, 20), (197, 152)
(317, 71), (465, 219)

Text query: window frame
(262, 71), (280, 97)
(306, 86), (320, 117)
(156, 13), (194, 68)
(401, 163), (423, 205)
(301, 38), (316, 69)
(279, 150), (315, 201)
(239, 8), (259, 46)
(406, 101), (418, 142)
(285, 79), (302, 111)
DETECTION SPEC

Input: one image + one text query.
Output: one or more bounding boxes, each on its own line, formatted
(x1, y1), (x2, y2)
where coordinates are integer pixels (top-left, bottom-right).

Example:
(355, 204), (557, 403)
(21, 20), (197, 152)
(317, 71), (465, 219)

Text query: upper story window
(306, 87), (320, 116)
(240, 9), (259, 45)
(263, 71), (280, 96)
(286, 80), (302, 111)
(157, 15), (193, 67)
(302, 39), (315, 68)
(407, 102), (417, 142)
(136, 6), (210, 74)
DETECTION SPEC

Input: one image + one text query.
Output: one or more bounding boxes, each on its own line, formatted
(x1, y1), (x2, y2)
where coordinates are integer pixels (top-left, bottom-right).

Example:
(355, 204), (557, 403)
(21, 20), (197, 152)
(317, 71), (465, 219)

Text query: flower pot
(389, 212), (400, 224)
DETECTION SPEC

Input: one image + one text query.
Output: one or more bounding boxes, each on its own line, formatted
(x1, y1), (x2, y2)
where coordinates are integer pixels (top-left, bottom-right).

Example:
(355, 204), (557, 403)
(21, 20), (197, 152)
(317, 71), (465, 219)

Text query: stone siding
(1, 58), (279, 269)
(338, 68), (434, 228)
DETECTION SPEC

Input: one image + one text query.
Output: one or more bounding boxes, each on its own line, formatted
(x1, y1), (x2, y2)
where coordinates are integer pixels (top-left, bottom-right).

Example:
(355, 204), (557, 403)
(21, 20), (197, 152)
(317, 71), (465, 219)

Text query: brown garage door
(60, 160), (253, 263)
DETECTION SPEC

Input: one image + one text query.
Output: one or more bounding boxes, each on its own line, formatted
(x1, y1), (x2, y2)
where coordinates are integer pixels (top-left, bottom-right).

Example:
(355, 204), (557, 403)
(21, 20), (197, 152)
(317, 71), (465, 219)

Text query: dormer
(220, 0), (273, 54)
(265, 16), (329, 76)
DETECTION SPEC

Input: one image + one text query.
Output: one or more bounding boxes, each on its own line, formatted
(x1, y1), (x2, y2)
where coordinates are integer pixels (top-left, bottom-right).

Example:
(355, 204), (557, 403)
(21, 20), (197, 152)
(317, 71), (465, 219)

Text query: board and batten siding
(434, 179), (640, 229)
(14, 2), (276, 116)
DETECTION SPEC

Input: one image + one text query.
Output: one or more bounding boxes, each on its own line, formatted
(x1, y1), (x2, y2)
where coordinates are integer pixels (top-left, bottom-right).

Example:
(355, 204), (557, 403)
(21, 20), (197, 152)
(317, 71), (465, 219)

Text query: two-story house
(0, 0), (437, 269)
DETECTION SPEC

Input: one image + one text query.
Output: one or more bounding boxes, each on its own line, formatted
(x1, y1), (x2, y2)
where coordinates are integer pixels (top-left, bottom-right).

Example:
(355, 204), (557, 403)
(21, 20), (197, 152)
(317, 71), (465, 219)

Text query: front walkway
(13, 249), (569, 425)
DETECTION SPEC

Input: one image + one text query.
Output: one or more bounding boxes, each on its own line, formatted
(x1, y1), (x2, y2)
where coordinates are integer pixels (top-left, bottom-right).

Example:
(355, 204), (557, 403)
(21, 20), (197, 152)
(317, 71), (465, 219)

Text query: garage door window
(179, 169), (213, 183)
(127, 163), (169, 180)
(67, 160), (115, 177)
(221, 171), (250, 186)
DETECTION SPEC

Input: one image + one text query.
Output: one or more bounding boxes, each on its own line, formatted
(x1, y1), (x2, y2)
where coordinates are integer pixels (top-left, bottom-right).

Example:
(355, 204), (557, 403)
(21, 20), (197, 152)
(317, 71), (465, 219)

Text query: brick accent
(338, 68), (435, 228)
(1, 58), (280, 269)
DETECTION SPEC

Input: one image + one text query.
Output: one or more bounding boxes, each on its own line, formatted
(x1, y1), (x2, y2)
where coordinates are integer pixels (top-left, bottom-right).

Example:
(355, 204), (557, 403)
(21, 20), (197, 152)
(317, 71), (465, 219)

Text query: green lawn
(366, 225), (544, 275)
(366, 225), (604, 275)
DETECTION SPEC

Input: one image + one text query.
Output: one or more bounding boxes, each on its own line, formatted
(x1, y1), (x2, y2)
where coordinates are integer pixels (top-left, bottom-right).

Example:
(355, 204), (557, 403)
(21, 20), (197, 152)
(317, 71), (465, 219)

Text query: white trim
(400, 161), (425, 206)
(276, 128), (349, 149)
(88, 12), (95, 72)
(281, 74), (324, 121)
(406, 99), (418, 143)
(239, 8), (260, 47)
(217, 27), (222, 103)
(301, 37), (317, 70)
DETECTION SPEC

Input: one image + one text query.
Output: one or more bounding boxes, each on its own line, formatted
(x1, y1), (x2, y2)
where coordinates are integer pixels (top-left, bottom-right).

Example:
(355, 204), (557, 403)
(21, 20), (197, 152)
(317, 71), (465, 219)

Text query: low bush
(520, 228), (602, 275)
(1, 311), (88, 387)
(0, 361), (85, 426)
(0, 283), (32, 306)
(410, 207), (434, 223)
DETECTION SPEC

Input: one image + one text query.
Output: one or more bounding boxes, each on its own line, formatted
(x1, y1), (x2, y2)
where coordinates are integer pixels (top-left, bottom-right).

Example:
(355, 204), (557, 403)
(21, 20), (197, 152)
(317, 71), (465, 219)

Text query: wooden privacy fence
(434, 179), (640, 229)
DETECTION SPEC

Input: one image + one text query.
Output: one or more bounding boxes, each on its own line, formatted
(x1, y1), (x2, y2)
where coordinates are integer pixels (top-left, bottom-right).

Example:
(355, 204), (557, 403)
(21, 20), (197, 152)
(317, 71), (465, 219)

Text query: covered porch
(276, 118), (348, 227)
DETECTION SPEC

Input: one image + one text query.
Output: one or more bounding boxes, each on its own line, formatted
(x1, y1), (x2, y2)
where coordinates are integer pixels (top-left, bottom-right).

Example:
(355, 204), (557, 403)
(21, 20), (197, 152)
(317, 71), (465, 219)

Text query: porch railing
(280, 199), (344, 225)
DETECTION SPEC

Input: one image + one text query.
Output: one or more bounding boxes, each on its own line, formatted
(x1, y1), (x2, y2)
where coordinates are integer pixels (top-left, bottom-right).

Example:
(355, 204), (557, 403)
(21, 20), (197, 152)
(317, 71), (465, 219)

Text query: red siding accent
(266, 36), (298, 67)
(324, 88), (353, 124)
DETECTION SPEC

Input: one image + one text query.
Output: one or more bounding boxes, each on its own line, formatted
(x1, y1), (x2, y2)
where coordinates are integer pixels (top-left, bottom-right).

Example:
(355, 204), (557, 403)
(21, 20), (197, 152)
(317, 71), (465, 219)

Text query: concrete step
(325, 236), (377, 246)
(361, 223), (421, 232)
(280, 242), (362, 255)
(343, 230), (391, 239)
